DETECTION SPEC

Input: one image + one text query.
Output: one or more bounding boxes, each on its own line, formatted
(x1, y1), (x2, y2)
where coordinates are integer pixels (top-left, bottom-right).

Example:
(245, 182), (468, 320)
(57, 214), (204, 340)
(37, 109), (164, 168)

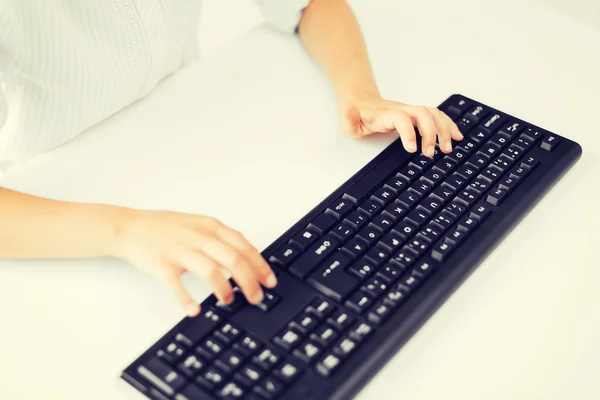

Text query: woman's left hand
(339, 95), (464, 157)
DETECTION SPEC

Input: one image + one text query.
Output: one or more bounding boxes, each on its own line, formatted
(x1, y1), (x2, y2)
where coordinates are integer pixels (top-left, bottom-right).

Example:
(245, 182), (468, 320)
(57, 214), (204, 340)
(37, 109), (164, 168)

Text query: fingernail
(252, 291), (264, 304)
(407, 142), (417, 152)
(426, 146), (435, 157)
(222, 294), (233, 305)
(185, 302), (200, 317)
(457, 130), (464, 139)
(445, 141), (452, 152)
(266, 274), (277, 288)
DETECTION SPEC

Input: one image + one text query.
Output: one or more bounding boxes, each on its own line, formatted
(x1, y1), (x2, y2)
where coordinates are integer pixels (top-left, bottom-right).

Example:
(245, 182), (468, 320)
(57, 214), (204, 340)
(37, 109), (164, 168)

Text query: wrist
(89, 203), (134, 258)
(335, 84), (381, 110)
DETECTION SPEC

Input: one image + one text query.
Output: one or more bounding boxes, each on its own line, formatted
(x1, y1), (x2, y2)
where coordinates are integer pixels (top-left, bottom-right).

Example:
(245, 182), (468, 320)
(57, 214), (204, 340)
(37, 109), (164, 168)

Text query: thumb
(340, 103), (363, 138)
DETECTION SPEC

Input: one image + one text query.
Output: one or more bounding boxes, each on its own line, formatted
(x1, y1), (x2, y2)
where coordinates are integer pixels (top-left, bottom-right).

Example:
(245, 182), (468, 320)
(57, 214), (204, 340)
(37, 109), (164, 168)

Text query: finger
(194, 231), (264, 304)
(410, 107), (437, 158)
(444, 113), (464, 141)
(390, 110), (417, 153)
(177, 249), (234, 305)
(430, 108), (453, 153)
(340, 103), (364, 138)
(213, 225), (277, 289)
(163, 271), (200, 317)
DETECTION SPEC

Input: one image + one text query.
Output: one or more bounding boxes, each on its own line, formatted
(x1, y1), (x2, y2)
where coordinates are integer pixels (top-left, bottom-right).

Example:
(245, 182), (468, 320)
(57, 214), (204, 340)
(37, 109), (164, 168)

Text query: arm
(0, 187), (276, 315)
(297, 0), (462, 156)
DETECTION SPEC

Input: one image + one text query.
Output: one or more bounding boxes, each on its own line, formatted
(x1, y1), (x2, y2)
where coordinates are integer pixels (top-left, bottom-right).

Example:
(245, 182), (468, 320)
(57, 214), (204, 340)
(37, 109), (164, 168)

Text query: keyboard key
(256, 291), (279, 312)
(157, 341), (187, 363)
(522, 126), (543, 142)
(347, 258), (376, 281)
(413, 154), (435, 169)
(383, 288), (408, 307)
(406, 238), (429, 257)
(357, 225), (382, 245)
(349, 322), (374, 342)
(215, 349), (244, 374)
(341, 237), (368, 259)
(446, 97), (471, 117)
(316, 353), (341, 377)
(293, 340), (323, 363)
(232, 335), (261, 357)
(371, 187), (396, 205)
(464, 104), (489, 123)
(470, 203), (492, 221)
(138, 358), (187, 396)
(344, 210), (369, 229)
(368, 302), (393, 324)
(307, 254), (359, 302)
(455, 188), (479, 207)
(431, 241), (454, 262)
(361, 276), (388, 297)
(289, 312), (319, 335)
(499, 176), (519, 192)
(359, 199), (381, 216)
(176, 384), (212, 400)
(444, 202), (467, 218)
(384, 176), (407, 192)
(178, 354), (204, 377)
(370, 214), (395, 232)
(268, 243), (300, 268)
(521, 155), (539, 170)
(468, 178), (491, 194)
(330, 222), (355, 243)
(444, 173), (467, 191)
(328, 310), (355, 331)
(397, 165), (421, 183)
(457, 216), (478, 233)
(432, 184), (454, 203)
(345, 291), (374, 314)
(310, 325), (339, 347)
(491, 154), (513, 171)
(234, 364), (263, 387)
(455, 163), (477, 180)
(468, 153), (489, 170)
(469, 128), (492, 143)
(214, 323), (242, 345)
(479, 112), (506, 134)
(444, 229), (467, 245)
(431, 213), (454, 231)
(390, 249), (417, 269)
(326, 198), (354, 219)
(409, 179), (433, 196)
(413, 259), (435, 278)
(456, 139), (478, 154)
(391, 220), (416, 240)
(252, 348), (281, 371)
(333, 337), (358, 358)
(435, 158), (457, 174)
(382, 202), (408, 221)
(289, 228), (319, 251)
(499, 120), (525, 138)
(216, 381), (245, 399)
(486, 187), (508, 206)
(405, 209), (429, 228)
(306, 297), (335, 319)
(308, 213), (337, 234)
(420, 195), (444, 214)
(398, 274), (421, 291)
(290, 235), (340, 279)
(419, 225), (442, 243)
(422, 168), (445, 185)
(480, 166), (502, 183)
(541, 134), (560, 151)
(343, 153), (402, 203)
(396, 191), (420, 208)
(480, 142), (501, 158)
(489, 134), (509, 149)
(365, 247), (390, 266)
(196, 367), (227, 391)
(510, 165), (530, 180)
(505, 144), (523, 160)
(457, 116), (475, 133)
(273, 360), (302, 384)
(273, 327), (303, 351)
(446, 149), (467, 164)
(197, 336), (225, 361)
(253, 377), (284, 399)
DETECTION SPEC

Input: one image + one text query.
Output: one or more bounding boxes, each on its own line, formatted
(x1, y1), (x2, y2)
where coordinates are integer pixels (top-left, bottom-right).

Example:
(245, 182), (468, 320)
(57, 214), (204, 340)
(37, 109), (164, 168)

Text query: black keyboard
(121, 94), (582, 400)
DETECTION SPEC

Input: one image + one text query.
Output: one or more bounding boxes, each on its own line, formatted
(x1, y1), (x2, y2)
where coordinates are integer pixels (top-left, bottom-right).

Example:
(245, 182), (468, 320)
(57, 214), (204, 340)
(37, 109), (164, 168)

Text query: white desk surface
(1, 0), (599, 399)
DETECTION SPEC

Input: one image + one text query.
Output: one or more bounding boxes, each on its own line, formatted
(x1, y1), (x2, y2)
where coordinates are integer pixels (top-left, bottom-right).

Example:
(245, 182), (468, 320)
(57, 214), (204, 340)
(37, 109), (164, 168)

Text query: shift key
(307, 253), (359, 301)
(290, 235), (340, 279)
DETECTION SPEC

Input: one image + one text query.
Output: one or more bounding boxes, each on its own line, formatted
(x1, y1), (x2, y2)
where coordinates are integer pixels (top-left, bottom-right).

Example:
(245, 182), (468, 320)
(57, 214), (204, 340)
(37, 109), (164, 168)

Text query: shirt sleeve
(253, 0), (312, 34)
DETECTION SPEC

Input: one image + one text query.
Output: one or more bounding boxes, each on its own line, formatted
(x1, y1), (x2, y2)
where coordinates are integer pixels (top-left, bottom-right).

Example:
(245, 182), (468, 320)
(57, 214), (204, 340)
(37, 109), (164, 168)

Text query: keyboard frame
(121, 94), (582, 400)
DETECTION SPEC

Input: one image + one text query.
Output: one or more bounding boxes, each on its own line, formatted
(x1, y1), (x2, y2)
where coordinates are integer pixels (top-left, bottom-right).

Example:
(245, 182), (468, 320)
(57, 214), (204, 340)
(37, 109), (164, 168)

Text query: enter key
(307, 253), (360, 302)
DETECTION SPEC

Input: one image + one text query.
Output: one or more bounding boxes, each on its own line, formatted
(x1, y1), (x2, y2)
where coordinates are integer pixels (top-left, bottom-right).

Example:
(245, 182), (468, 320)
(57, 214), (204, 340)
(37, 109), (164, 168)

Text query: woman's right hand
(114, 209), (277, 317)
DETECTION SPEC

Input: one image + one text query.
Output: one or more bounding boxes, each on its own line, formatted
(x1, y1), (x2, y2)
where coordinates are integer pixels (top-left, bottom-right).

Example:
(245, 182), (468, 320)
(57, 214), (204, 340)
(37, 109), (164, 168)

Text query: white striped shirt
(0, 0), (310, 175)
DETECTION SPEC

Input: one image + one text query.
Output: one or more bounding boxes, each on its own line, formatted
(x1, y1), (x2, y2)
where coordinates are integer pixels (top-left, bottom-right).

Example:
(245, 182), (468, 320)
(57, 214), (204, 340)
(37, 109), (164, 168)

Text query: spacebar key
(343, 150), (408, 204)
(290, 235), (340, 279)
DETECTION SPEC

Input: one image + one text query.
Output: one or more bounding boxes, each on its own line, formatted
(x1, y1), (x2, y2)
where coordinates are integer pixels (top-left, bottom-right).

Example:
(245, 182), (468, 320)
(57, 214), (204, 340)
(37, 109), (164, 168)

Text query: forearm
(298, 0), (380, 106)
(0, 187), (125, 259)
